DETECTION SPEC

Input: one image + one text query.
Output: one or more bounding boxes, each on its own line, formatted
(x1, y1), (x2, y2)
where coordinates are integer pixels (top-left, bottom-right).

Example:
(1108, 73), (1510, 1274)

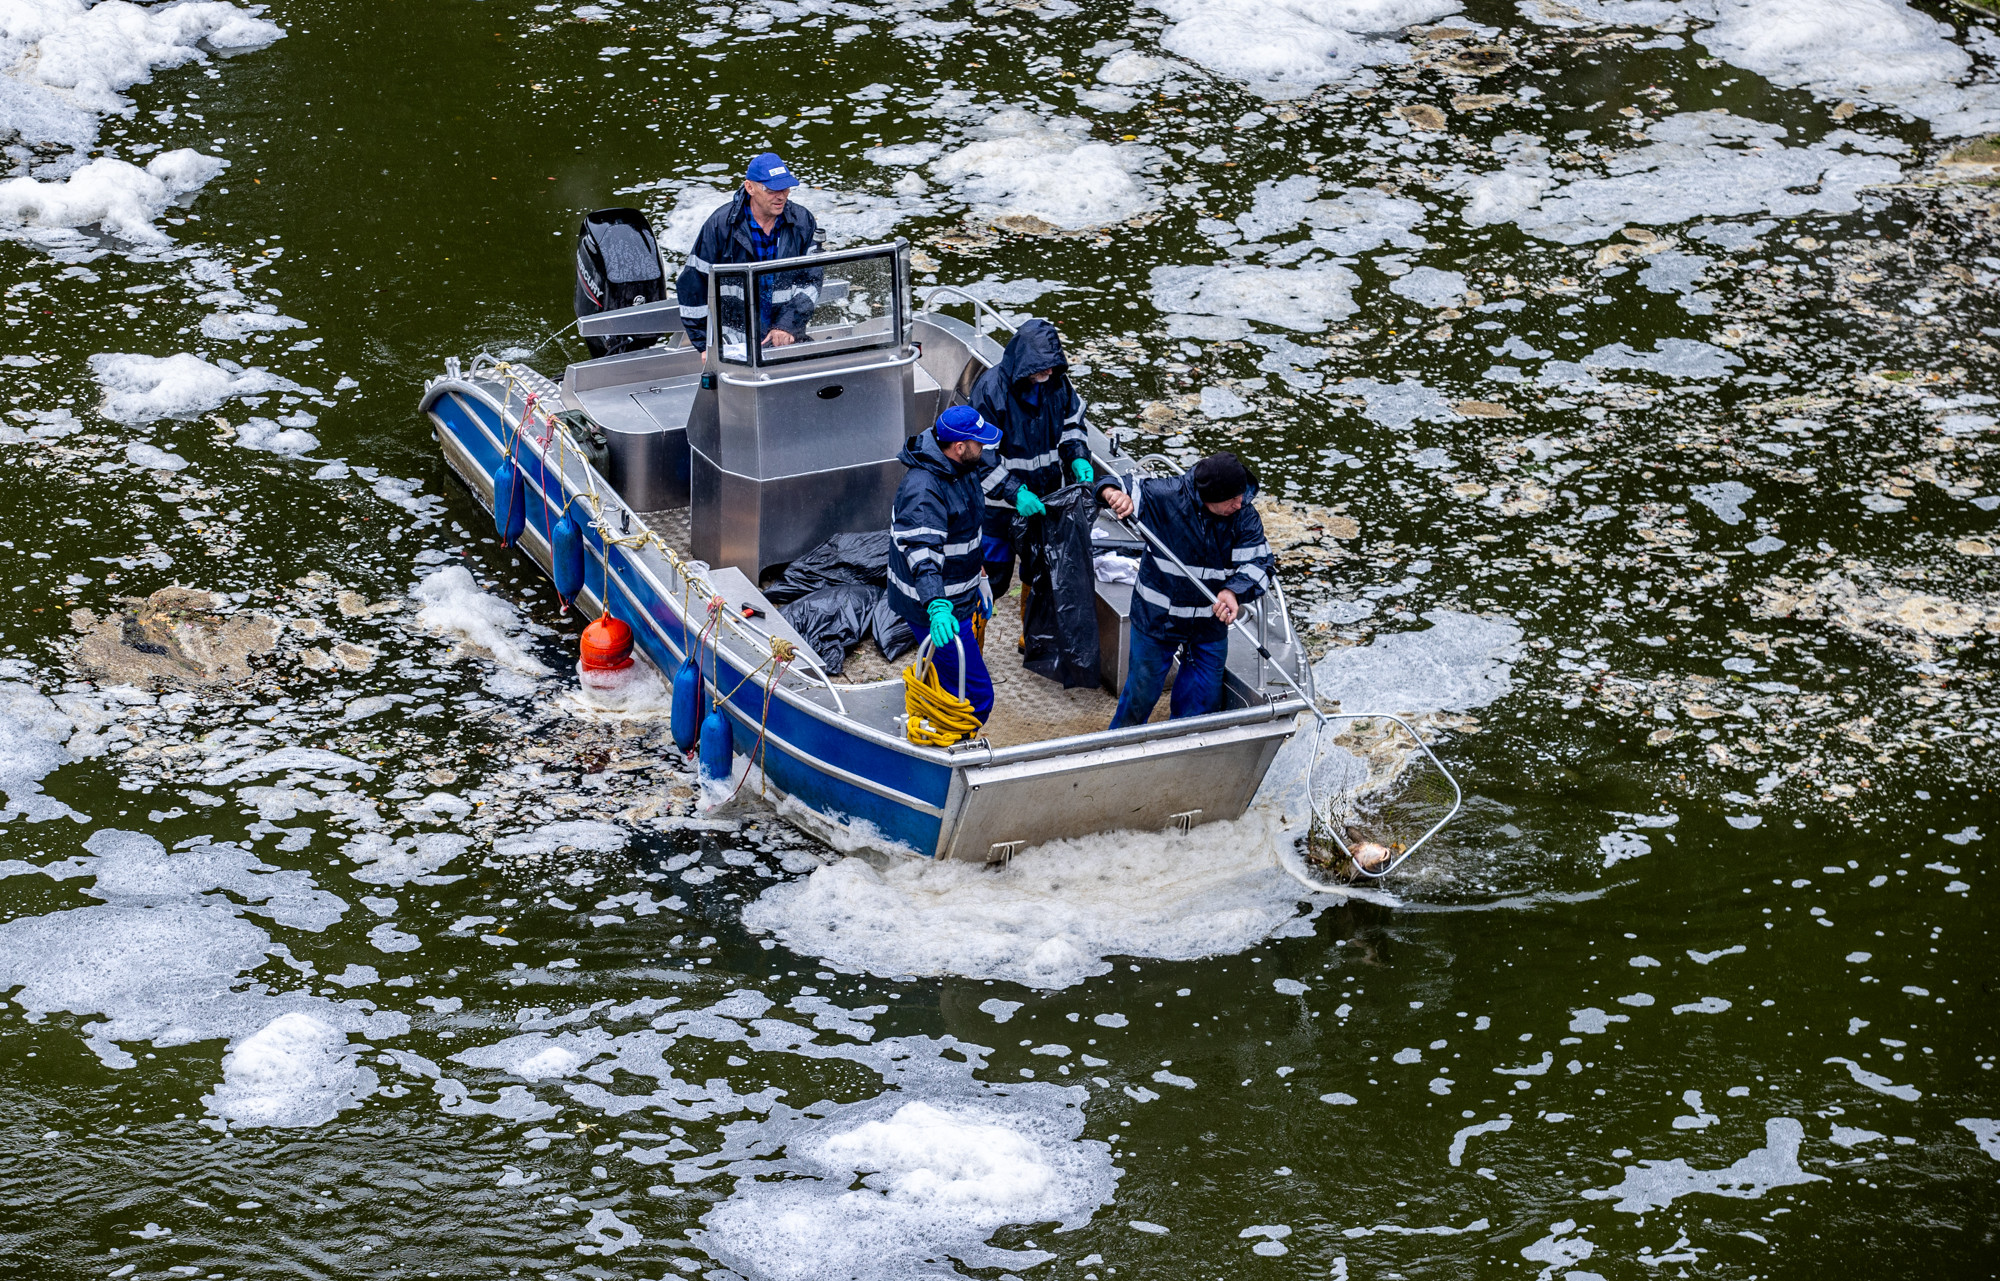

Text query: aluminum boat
(419, 231), (1314, 860)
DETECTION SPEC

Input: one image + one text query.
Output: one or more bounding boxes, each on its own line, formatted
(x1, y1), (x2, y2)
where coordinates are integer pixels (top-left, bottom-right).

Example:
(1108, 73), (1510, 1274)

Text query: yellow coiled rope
(902, 656), (982, 746)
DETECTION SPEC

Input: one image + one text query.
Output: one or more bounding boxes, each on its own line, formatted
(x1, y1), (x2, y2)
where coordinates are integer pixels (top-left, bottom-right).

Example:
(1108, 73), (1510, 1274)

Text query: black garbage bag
(871, 592), (918, 663)
(777, 583), (879, 675)
(1013, 484), (1102, 689)
(765, 532), (893, 604)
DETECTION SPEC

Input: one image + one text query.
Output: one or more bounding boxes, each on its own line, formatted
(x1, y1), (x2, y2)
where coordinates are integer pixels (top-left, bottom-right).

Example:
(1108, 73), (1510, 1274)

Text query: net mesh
(1302, 717), (1459, 884)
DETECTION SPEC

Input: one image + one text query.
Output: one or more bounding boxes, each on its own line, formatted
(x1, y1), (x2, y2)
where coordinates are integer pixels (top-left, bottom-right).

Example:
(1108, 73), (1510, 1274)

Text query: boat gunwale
(419, 360), (1313, 774)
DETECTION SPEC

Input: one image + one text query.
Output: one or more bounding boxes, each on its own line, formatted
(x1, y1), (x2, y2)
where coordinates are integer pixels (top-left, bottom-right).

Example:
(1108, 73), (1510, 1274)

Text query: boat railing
(918, 285), (1020, 342)
(464, 360), (854, 719)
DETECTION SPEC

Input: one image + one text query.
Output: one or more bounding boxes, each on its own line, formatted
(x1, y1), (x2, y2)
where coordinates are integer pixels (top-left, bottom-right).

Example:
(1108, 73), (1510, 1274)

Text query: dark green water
(2, 0), (1997, 1277)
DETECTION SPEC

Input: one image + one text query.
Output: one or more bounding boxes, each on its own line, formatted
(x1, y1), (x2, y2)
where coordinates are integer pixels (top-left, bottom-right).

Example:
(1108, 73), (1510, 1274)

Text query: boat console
(567, 239), (932, 581)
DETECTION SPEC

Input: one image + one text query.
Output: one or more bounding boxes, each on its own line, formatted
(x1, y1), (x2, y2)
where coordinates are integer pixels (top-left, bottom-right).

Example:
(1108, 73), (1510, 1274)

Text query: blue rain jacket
(888, 430), (991, 631)
(674, 189), (821, 350)
(971, 319), (1088, 521)
(1097, 471), (1275, 643)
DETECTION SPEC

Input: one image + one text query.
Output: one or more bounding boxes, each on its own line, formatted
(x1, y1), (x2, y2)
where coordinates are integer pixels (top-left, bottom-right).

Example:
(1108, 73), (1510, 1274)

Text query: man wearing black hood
(968, 318), (1092, 595)
(1093, 452), (1274, 729)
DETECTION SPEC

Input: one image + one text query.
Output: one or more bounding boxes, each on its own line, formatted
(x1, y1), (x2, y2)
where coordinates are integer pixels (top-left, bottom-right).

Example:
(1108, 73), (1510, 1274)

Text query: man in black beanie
(1093, 452), (1275, 728)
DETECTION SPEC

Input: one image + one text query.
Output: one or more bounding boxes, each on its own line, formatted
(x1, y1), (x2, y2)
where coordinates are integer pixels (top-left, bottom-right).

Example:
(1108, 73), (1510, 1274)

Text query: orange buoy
(580, 615), (634, 671)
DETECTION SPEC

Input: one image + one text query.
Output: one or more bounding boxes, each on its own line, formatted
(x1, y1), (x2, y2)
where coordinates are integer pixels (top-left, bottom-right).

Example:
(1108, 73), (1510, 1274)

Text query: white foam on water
(1825, 1055), (1920, 1101)
(568, 654), (673, 719)
(1142, 0), (1465, 98)
(1690, 481), (1755, 525)
(0, 829), (400, 1070)
(88, 351), (296, 425)
(1231, 177), (1429, 254)
(342, 832), (471, 887)
(0, 677), (81, 822)
(201, 310), (305, 342)
(1389, 266), (1468, 309)
(931, 110), (1156, 230)
(411, 565), (553, 677)
(1515, 0), (1689, 29)
(694, 1093), (1117, 1280)
(1698, 0), (2000, 137)
(0, 149), (224, 244)
(233, 415), (319, 457)
(1448, 1116), (1511, 1165)
(1332, 377), (1456, 429)
(1098, 48), (1184, 87)
(1200, 385), (1254, 418)
(1830, 1123), (1884, 1147)
(1583, 1117), (1825, 1213)
(0, 0), (282, 167)
(1958, 1118), (2000, 1161)
(577, 1208), (641, 1256)
(1520, 1219), (1596, 1280)
(124, 441), (186, 471)
(491, 819), (629, 859)
(1458, 112), (1904, 244)
(203, 1010), (378, 1128)
(742, 809), (1324, 989)
(1312, 610), (1523, 715)
(1581, 338), (1740, 381)
(1149, 261), (1360, 332)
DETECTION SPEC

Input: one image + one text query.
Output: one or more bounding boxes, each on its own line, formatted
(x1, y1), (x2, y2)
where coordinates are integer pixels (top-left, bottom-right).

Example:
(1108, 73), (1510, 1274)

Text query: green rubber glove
(1070, 458), (1095, 485)
(926, 598), (959, 649)
(1015, 488), (1046, 518)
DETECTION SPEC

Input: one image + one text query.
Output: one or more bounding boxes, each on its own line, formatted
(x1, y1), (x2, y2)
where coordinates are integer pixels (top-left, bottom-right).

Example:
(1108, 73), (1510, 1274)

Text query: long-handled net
(1089, 449), (1462, 887)
(1296, 712), (1463, 887)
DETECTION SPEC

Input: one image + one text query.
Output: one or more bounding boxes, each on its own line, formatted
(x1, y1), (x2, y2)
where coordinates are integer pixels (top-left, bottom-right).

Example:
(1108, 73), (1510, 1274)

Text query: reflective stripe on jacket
(889, 430), (990, 631)
(969, 318), (1087, 513)
(674, 190), (820, 350)
(1097, 471), (1274, 642)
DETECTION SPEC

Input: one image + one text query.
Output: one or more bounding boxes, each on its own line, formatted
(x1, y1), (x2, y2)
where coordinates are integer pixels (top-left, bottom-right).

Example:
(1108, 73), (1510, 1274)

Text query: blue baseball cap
(934, 405), (1001, 446)
(745, 152), (799, 190)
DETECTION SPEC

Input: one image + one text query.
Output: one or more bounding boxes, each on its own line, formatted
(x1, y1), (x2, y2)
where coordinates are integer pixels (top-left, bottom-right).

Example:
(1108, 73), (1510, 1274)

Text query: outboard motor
(574, 207), (667, 358)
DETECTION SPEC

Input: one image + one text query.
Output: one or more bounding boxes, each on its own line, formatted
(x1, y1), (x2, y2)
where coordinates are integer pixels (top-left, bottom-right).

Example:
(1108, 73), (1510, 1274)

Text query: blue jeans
(929, 626), (995, 724)
(1108, 626), (1228, 729)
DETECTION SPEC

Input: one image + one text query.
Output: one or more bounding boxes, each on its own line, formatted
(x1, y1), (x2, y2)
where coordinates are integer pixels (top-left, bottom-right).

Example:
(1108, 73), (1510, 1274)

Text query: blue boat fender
(551, 511), (584, 608)
(671, 659), (703, 752)
(698, 706), (733, 784)
(494, 456), (527, 546)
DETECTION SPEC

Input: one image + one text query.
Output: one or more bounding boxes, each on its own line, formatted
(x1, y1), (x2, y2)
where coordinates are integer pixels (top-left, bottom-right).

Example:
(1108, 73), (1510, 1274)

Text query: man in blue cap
(676, 152), (822, 352)
(887, 405), (1002, 729)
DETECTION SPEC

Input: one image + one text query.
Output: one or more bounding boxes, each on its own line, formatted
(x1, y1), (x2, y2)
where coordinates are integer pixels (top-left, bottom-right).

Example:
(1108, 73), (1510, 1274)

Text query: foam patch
(204, 1011), (378, 1128)
(1312, 610), (1523, 715)
(0, 829), (398, 1071)
(89, 351), (297, 425)
(0, 0), (282, 169)
(932, 110), (1156, 230)
(0, 149), (225, 244)
(693, 1091), (1117, 1279)
(1583, 1116), (1824, 1212)
(1149, 261), (1360, 332)
(742, 809), (1322, 988)
(1143, 0), (1465, 98)
(411, 565), (553, 676)
(0, 678), (80, 822)
(1457, 112), (1904, 244)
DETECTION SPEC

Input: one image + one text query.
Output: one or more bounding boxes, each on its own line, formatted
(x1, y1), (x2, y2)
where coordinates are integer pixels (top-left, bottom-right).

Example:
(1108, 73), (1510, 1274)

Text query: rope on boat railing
(473, 361), (851, 713)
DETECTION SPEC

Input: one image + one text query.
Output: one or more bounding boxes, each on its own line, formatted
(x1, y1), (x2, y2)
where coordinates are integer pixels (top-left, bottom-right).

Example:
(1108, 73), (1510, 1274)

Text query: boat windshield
(711, 243), (905, 367)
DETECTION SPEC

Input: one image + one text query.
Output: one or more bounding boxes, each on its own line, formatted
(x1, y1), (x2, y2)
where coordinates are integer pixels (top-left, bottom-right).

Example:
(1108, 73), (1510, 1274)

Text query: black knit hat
(1191, 451), (1255, 503)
